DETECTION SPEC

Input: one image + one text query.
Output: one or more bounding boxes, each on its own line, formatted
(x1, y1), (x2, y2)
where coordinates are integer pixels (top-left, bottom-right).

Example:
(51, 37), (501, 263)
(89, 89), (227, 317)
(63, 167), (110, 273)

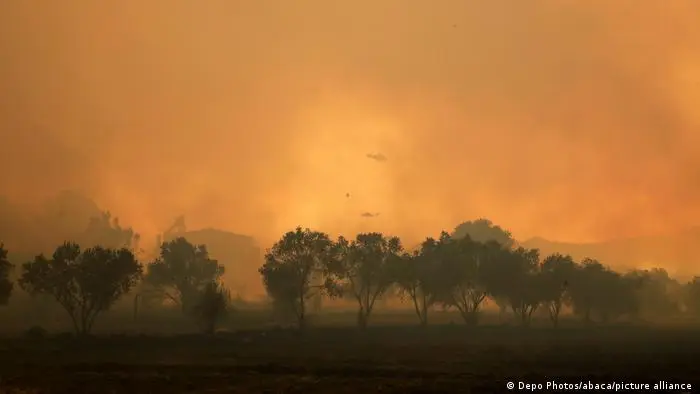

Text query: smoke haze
(2, 1), (699, 252)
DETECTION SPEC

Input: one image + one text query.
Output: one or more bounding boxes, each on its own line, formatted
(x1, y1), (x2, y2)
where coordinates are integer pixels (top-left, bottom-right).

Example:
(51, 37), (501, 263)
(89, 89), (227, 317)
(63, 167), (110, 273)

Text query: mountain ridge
(520, 226), (700, 281)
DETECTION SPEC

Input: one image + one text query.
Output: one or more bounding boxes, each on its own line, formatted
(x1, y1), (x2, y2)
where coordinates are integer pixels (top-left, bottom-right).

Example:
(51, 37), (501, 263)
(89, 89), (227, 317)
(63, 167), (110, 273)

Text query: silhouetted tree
(568, 258), (602, 323)
(191, 281), (231, 334)
(452, 219), (515, 249)
(329, 233), (402, 328)
(0, 244), (13, 305)
(478, 239), (512, 321)
(144, 237), (224, 314)
(498, 247), (543, 326)
(539, 253), (578, 327)
(598, 271), (639, 323)
(392, 250), (436, 326)
(259, 227), (338, 329)
(685, 277), (700, 316)
(568, 258), (638, 324)
(19, 242), (142, 335)
(626, 268), (682, 320)
(423, 232), (492, 325)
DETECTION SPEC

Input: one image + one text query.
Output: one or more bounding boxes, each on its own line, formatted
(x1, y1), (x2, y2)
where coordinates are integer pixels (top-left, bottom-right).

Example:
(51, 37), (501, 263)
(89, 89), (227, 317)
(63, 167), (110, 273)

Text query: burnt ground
(0, 325), (698, 393)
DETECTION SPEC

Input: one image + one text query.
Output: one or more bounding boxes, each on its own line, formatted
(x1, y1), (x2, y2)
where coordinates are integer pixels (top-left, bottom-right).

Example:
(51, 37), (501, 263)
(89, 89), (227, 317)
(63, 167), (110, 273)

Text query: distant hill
(163, 227), (260, 268)
(161, 225), (263, 295)
(521, 227), (700, 281)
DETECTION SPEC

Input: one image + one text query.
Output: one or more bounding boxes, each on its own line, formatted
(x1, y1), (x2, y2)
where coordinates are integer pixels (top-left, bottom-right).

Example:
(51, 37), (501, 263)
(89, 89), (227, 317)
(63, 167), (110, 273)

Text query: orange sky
(1, 0), (699, 248)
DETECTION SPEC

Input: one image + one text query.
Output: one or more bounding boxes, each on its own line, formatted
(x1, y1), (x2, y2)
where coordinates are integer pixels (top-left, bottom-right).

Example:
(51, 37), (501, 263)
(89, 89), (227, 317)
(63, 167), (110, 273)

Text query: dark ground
(0, 325), (698, 393)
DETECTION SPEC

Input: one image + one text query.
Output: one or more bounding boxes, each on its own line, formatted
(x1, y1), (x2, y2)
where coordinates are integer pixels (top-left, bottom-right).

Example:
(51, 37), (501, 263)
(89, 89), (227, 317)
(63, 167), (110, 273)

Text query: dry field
(0, 324), (698, 393)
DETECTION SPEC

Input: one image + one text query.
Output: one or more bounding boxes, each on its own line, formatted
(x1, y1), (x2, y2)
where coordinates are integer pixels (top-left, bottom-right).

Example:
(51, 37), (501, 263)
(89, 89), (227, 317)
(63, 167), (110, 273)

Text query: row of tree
(260, 226), (700, 329)
(0, 238), (230, 335)
(2, 219), (700, 335)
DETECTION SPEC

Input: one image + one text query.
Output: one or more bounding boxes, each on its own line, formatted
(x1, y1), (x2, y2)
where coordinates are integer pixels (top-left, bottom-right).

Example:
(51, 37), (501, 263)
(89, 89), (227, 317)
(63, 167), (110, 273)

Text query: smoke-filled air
(1, 2), (699, 392)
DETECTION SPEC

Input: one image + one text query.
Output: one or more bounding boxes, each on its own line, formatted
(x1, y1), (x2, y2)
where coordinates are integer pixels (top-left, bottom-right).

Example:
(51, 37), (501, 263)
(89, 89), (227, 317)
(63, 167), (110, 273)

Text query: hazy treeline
(260, 221), (700, 329)
(3, 216), (700, 337)
(0, 235), (232, 336)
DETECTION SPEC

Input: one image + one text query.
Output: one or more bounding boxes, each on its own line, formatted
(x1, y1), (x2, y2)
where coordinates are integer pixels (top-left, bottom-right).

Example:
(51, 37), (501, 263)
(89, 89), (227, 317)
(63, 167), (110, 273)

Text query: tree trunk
(527, 305), (536, 325)
(79, 310), (91, 336)
(357, 308), (368, 328)
(549, 301), (560, 328)
(518, 304), (534, 327)
(411, 292), (429, 327)
(297, 294), (306, 330)
(550, 302), (560, 328)
(68, 313), (80, 336)
(133, 294), (140, 322)
(460, 307), (478, 326)
(419, 314), (428, 326)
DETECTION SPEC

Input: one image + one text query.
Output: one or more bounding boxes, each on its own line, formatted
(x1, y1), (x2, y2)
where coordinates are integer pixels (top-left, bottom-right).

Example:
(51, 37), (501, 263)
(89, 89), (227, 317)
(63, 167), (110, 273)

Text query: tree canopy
(144, 237), (224, 314)
(686, 277), (700, 315)
(19, 242), (142, 335)
(259, 227), (338, 329)
(328, 232), (403, 328)
(452, 219), (515, 249)
(0, 244), (13, 305)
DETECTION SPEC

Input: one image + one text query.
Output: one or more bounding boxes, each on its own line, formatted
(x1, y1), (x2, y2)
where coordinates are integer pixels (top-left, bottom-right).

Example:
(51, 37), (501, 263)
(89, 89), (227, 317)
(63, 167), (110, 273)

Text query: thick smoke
(1, 1), (699, 254)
